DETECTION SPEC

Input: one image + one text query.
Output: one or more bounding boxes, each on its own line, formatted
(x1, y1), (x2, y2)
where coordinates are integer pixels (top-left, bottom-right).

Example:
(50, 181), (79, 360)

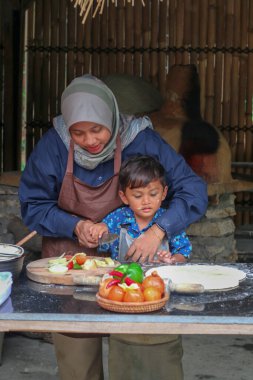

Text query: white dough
(145, 265), (246, 291)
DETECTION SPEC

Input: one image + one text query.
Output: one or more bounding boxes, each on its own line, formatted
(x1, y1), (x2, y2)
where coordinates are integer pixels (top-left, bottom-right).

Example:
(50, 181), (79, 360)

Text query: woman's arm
(19, 131), (81, 239)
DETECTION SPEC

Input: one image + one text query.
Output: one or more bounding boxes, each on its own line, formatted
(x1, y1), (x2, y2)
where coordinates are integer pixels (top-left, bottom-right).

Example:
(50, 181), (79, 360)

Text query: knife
(98, 233), (118, 245)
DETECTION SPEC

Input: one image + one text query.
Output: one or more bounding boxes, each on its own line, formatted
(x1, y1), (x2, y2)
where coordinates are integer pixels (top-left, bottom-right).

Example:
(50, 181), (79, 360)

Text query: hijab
(53, 75), (153, 170)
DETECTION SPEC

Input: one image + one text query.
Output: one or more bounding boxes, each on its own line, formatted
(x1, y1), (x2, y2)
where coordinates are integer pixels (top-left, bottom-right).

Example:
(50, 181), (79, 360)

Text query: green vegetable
(110, 263), (144, 284)
(73, 263), (82, 270)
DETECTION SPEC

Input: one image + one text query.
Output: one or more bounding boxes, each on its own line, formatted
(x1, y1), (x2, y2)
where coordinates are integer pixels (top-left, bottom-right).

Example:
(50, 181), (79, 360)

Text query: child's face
(119, 180), (168, 223)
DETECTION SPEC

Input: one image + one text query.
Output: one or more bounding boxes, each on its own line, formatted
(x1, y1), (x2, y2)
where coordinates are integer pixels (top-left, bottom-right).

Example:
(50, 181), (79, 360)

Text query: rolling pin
(167, 278), (205, 294)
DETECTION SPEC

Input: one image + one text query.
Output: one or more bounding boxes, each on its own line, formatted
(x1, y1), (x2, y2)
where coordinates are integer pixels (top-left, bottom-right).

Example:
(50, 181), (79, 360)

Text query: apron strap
(67, 136), (121, 175)
(114, 134), (122, 174)
(66, 139), (75, 174)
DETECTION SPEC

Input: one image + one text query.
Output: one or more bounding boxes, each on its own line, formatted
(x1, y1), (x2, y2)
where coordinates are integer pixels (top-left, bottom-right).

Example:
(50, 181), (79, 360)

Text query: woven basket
(96, 292), (169, 313)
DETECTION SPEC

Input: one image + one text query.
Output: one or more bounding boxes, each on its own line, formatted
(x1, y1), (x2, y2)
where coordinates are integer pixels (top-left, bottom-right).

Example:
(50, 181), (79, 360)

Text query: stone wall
(0, 186), (21, 244)
(0, 184), (237, 263)
(0, 185), (42, 252)
(187, 194), (237, 263)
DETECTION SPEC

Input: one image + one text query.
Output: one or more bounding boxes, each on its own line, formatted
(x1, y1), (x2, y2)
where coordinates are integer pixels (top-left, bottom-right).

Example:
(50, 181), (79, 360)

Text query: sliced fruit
(48, 264), (68, 274)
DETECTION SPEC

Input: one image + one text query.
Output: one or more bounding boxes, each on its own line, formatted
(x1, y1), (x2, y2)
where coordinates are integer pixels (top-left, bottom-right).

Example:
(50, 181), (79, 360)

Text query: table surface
(1, 263), (253, 335)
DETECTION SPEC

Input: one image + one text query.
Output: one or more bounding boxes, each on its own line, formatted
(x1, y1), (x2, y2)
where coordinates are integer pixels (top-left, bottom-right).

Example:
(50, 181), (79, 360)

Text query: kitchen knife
(98, 233), (118, 245)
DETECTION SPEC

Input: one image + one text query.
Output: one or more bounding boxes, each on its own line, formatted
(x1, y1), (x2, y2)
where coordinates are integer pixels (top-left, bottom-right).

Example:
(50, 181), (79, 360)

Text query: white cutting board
(145, 265), (246, 291)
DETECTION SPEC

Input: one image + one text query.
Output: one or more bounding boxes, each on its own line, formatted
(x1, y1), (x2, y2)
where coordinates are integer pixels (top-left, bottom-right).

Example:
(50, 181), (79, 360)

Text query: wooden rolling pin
(167, 279), (205, 294)
(16, 230), (37, 246)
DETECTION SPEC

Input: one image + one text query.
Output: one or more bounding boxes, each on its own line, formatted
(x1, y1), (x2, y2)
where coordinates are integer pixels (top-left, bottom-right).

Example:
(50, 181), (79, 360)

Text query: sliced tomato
(75, 254), (87, 265)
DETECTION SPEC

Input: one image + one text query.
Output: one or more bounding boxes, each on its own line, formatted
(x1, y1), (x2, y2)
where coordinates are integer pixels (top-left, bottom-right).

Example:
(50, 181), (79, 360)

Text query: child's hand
(89, 223), (108, 243)
(157, 251), (187, 265)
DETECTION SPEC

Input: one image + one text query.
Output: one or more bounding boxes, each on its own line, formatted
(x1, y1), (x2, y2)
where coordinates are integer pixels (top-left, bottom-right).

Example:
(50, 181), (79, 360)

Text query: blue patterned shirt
(100, 206), (192, 259)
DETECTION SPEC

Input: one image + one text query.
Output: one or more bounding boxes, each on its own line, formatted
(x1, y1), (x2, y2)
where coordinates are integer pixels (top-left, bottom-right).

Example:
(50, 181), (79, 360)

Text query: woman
(19, 75), (208, 380)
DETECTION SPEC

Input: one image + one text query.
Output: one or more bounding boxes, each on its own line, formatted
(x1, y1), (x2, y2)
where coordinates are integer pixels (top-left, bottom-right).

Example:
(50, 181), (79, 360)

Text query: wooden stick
(16, 231), (37, 247)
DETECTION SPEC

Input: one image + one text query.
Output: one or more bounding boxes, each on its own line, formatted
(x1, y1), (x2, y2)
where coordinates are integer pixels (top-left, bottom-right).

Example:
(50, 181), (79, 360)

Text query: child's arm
(89, 223), (109, 243)
(157, 250), (187, 264)
(157, 231), (191, 265)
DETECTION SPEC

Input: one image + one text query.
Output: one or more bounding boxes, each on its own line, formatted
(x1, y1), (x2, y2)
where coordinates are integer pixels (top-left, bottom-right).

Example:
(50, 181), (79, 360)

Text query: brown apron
(42, 135), (123, 258)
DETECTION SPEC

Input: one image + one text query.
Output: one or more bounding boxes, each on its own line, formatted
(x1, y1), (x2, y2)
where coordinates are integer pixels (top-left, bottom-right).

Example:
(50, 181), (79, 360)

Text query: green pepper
(125, 263), (144, 283)
(110, 263), (144, 284)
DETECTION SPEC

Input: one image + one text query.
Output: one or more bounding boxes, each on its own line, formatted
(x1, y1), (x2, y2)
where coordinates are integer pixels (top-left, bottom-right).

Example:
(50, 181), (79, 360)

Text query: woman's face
(69, 122), (111, 154)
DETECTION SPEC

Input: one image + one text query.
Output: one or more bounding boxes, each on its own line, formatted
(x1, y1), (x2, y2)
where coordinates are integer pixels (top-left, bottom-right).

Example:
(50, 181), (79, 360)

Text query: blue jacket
(19, 127), (208, 239)
(101, 207), (192, 259)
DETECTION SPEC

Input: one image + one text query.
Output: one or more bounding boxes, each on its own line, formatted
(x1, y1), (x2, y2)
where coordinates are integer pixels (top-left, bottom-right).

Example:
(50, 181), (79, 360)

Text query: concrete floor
(0, 333), (253, 380)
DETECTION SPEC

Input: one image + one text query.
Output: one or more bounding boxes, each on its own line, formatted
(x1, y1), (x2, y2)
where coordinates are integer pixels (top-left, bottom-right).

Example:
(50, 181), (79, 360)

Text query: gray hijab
(53, 75), (153, 170)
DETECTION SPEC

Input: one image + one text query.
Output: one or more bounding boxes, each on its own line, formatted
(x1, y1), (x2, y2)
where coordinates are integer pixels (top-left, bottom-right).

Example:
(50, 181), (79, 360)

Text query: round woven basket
(96, 292), (169, 313)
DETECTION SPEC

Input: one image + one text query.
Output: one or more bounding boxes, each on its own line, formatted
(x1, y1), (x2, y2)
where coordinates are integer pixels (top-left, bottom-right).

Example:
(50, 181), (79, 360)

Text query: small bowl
(0, 243), (24, 281)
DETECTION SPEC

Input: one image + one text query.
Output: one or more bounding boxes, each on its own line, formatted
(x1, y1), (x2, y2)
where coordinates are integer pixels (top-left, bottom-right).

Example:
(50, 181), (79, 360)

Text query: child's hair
(119, 155), (166, 192)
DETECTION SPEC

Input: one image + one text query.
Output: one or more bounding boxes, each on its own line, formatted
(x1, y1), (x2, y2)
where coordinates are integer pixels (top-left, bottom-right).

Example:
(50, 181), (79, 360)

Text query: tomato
(143, 287), (162, 301)
(142, 271), (165, 294)
(107, 285), (125, 302)
(123, 288), (144, 303)
(99, 278), (114, 298)
(75, 254), (87, 265)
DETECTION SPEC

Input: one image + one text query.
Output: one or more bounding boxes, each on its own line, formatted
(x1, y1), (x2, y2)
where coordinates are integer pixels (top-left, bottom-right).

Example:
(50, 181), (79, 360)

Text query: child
(90, 155), (191, 263)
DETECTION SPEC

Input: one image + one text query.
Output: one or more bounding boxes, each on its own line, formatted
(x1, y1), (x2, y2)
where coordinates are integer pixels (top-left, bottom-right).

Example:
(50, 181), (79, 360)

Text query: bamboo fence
(0, 0), (253, 225)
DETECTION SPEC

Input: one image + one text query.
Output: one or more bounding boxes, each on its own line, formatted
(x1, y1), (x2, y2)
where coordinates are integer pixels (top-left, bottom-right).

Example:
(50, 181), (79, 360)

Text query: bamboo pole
(234, 0), (247, 227)
(133, 0), (142, 77)
(230, 0), (240, 161)
(108, 0), (116, 74)
(67, 1), (76, 83)
(150, 0), (158, 85)
(183, 0), (191, 64)
(33, 0), (43, 144)
(41, 0), (51, 134)
(25, 3), (34, 159)
(49, 0), (58, 120)
(213, 0), (224, 127)
(92, 6), (100, 77)
(222, 0), (233, 142)
(76, 5), (85, 77)
(205, 0), (216, 124)
(58, 0), (67, 107)
(125, 2), (133, 74)
(158, 0), (167, 96)
(142, 0), (150, 80)
(168, 0), (176, 69)
(116, 0), (124, 74)
(175, 0), (184, 64)
(191, 0), (200, 66)
(100, 2), (109, 77)
(244, 0), (253, 224)
(199, 0), (208, 117)
(83, 6), (92, 74)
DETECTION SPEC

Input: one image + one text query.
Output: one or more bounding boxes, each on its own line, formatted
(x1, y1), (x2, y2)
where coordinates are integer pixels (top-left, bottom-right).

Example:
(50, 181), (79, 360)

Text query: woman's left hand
(125, 225), (165, 263)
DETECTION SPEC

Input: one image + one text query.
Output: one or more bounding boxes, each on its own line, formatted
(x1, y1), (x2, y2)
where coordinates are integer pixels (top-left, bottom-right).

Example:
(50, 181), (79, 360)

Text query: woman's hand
(125, 225), (165, 263)
(74, 220), (98, 248)
(89, 223), (109, 243)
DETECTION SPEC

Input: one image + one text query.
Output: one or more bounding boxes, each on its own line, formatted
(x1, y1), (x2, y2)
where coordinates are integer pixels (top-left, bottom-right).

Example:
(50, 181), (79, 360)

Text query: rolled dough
(145, 265), (246, 291)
